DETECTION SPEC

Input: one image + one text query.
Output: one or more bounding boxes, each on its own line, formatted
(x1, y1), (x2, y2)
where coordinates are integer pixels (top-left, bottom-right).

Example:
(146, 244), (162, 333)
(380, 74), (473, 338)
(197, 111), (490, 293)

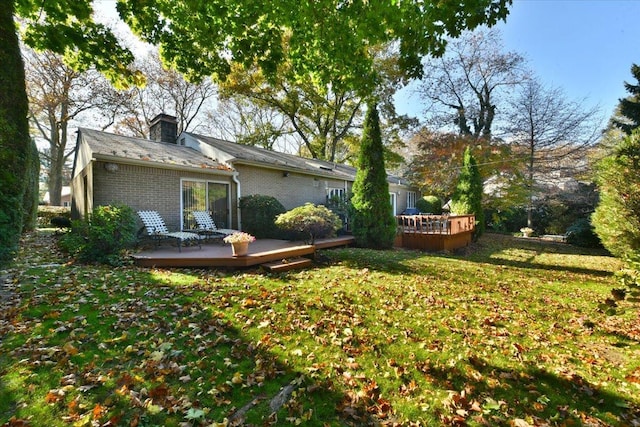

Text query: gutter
(232, 171), (242, 229)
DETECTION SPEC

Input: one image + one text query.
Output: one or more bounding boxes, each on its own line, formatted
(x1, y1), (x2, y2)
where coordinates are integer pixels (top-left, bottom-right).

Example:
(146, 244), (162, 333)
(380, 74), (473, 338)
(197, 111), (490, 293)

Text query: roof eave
(91, 154), (236, 176)
(230, 159), (354, 181)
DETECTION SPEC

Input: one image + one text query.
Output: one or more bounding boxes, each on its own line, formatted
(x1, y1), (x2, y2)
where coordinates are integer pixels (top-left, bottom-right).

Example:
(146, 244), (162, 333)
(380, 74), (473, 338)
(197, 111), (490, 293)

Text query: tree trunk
(0, 0), (31, 264)
(48, 102), (68, 206)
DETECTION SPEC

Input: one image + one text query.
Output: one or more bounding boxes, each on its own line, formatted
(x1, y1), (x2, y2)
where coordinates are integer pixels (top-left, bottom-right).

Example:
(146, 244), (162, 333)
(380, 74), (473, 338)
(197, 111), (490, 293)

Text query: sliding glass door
(181, 180), (230, 230)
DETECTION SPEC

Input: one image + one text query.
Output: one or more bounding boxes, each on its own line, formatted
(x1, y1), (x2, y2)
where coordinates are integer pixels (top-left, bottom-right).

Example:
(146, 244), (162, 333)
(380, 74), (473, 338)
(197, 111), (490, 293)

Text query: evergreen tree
(592, 129), (640, 262)
(0, 2), (31, 263)
(450, 146), (485, 239)
(351, 103), (396, 249)
(611, 63), (640, 135)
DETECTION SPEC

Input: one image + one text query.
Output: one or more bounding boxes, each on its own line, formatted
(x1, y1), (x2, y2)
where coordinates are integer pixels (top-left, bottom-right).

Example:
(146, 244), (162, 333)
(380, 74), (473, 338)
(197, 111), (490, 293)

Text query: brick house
(70, 115), (419, 231)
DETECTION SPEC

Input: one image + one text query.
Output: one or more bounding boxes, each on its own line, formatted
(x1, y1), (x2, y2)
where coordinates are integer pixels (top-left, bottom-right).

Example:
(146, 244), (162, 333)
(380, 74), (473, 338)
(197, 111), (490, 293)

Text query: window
(327, 187), (346, 200)
(181, 180), (230, 230)
(407, 191), (416, 208)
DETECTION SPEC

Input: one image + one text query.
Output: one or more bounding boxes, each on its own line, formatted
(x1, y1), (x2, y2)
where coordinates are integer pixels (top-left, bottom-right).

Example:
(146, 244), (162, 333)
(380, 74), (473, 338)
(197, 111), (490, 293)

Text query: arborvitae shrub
(451, 147), (484, 239)
(350, 103), (396, 249)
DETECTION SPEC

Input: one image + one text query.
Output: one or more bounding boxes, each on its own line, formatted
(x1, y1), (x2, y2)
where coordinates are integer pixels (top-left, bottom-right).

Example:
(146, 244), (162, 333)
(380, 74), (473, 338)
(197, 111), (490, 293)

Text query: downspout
(232, 171), (242, 229)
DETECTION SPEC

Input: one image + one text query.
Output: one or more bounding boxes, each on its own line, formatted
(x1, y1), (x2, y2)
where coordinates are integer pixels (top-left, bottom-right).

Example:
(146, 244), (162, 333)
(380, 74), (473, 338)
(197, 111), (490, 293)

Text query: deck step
(261, 257), (313, 272)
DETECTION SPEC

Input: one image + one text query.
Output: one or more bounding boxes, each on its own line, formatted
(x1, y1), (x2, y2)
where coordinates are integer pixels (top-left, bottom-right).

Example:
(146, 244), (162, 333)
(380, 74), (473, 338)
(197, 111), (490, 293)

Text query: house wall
(90, 161), (235, 230)
(389, 183), (418, 215)
(235, 164), (349, 210)
(70, 163), (93, 220)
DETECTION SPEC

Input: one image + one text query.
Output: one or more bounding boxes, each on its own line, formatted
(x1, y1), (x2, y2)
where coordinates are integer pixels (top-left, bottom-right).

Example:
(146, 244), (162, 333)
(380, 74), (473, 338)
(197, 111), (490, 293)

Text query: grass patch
(0, 231), (638, 426)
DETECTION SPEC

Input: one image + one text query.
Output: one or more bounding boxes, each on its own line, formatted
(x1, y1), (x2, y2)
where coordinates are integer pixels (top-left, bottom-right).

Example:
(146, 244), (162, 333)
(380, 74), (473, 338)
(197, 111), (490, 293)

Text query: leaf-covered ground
(1, 231), (639, 426)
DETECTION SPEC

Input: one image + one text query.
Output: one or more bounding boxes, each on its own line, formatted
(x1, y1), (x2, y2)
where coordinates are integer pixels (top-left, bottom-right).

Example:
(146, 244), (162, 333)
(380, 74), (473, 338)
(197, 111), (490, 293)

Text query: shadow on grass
(0, 260), (379, 426)
(460, 233), (617, 277)
(418, 355), (638, 425)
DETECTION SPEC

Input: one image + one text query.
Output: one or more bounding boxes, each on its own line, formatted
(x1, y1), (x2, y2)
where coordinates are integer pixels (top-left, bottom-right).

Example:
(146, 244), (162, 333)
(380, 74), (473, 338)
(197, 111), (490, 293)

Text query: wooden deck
(395, 214), (475, 252)
(132, 235), (355, 268)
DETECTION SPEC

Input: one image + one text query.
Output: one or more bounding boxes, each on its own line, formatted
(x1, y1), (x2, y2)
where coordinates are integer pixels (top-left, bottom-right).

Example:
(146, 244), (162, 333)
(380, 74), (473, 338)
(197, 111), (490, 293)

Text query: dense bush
(565, 218), (602, 248)
(275, 203), (342, 244)
(592, 129), (640, 262)
(239, 194), (286, 239)
(416, 195), (442, 214)
(59, 204), (137, 266)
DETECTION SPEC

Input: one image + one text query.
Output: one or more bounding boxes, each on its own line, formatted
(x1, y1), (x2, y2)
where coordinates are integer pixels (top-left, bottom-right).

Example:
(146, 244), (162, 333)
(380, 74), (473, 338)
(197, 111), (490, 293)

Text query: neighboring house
(71, 114), (419, 231)
(43, 186), (72, 207)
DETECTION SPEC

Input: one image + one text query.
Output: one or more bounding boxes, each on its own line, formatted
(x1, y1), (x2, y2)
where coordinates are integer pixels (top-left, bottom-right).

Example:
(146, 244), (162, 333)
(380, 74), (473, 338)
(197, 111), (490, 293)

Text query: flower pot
(231, 241), (249, 257)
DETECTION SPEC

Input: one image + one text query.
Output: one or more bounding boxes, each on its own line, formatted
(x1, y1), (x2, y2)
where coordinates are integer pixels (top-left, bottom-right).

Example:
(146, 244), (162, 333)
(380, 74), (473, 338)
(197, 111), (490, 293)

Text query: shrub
(59, 204), (137, 265)
(592, 129), (640, 262)
(416, 195), (442, 214)
(275, 203), (342, 244)
(38, 206), (71, 228)
(239, 194), (286, 239)
(565, 218), (602, 248)
(350, 103), (396, 249)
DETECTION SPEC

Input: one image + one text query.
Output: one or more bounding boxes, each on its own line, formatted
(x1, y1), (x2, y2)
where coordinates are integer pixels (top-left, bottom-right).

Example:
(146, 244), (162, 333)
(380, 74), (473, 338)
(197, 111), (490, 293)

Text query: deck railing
(396, 214), (475, 235)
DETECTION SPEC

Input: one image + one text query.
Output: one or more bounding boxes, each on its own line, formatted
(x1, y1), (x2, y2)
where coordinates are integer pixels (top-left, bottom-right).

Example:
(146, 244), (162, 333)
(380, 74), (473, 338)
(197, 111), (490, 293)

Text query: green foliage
(565, 218), (602, 248)
(239, 194), (286, 239)
(610, 63), (640, 135)
(451, 147), (485, 238)
(59, 204), (137, 265)
(0, 2), (30, 266)
(351, 103), (396, 249)
(117, 0), (510, 95)
(416, 195), (442, 214)
(592, 130), (640, 263)
(275, 203), (342, 244)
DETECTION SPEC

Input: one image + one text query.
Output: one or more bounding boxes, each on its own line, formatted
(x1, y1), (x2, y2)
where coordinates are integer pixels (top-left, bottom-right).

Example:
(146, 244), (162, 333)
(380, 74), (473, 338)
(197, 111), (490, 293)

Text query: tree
(502, 77), (601, 229)
(405, 128), (513, 199)
(1, 3), (33, 263)
(114, 51), (217, 138)
(351, 103), (396, 249)
(592, 129), (640, 262)
(206, 96), (292, 151)
(610, 63), (640, 135)
(215, 47), (414, 164)
(2, 0), (137, 265)
(24, 48), (119, 206)
(117, 1), (511, 96)
(419, 28), (526, 139)
(450, 146), (485, 238)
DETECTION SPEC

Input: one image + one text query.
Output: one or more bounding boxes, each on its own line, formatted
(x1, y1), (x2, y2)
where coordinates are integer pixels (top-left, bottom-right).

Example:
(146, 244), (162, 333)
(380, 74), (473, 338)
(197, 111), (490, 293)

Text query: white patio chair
(137, 210), (201, 252)
(192, 211), (239, 238)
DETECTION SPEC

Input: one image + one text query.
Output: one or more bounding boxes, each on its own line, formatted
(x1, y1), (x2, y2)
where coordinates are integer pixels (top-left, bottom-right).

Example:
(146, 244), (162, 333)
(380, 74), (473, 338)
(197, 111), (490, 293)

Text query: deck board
(132, 236), (354, 268)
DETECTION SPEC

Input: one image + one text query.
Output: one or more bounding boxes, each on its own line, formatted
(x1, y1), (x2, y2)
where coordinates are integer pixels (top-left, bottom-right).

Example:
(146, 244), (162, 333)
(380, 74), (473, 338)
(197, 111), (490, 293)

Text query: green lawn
(1, 231), (638, 426)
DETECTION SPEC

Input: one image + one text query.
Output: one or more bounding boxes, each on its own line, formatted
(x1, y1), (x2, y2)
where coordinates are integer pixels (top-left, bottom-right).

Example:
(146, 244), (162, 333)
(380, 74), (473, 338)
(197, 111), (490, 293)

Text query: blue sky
(398, 0), (640, 121)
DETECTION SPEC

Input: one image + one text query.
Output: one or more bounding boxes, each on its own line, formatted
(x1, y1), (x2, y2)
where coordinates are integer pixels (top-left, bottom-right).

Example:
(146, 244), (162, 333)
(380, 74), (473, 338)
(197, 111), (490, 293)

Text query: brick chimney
(149, 114), (178, 144)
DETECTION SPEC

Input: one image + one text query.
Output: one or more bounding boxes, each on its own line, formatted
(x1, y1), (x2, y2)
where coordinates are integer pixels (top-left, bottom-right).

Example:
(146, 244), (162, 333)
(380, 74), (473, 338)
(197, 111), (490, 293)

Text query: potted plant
(223, 232), (256, 256)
